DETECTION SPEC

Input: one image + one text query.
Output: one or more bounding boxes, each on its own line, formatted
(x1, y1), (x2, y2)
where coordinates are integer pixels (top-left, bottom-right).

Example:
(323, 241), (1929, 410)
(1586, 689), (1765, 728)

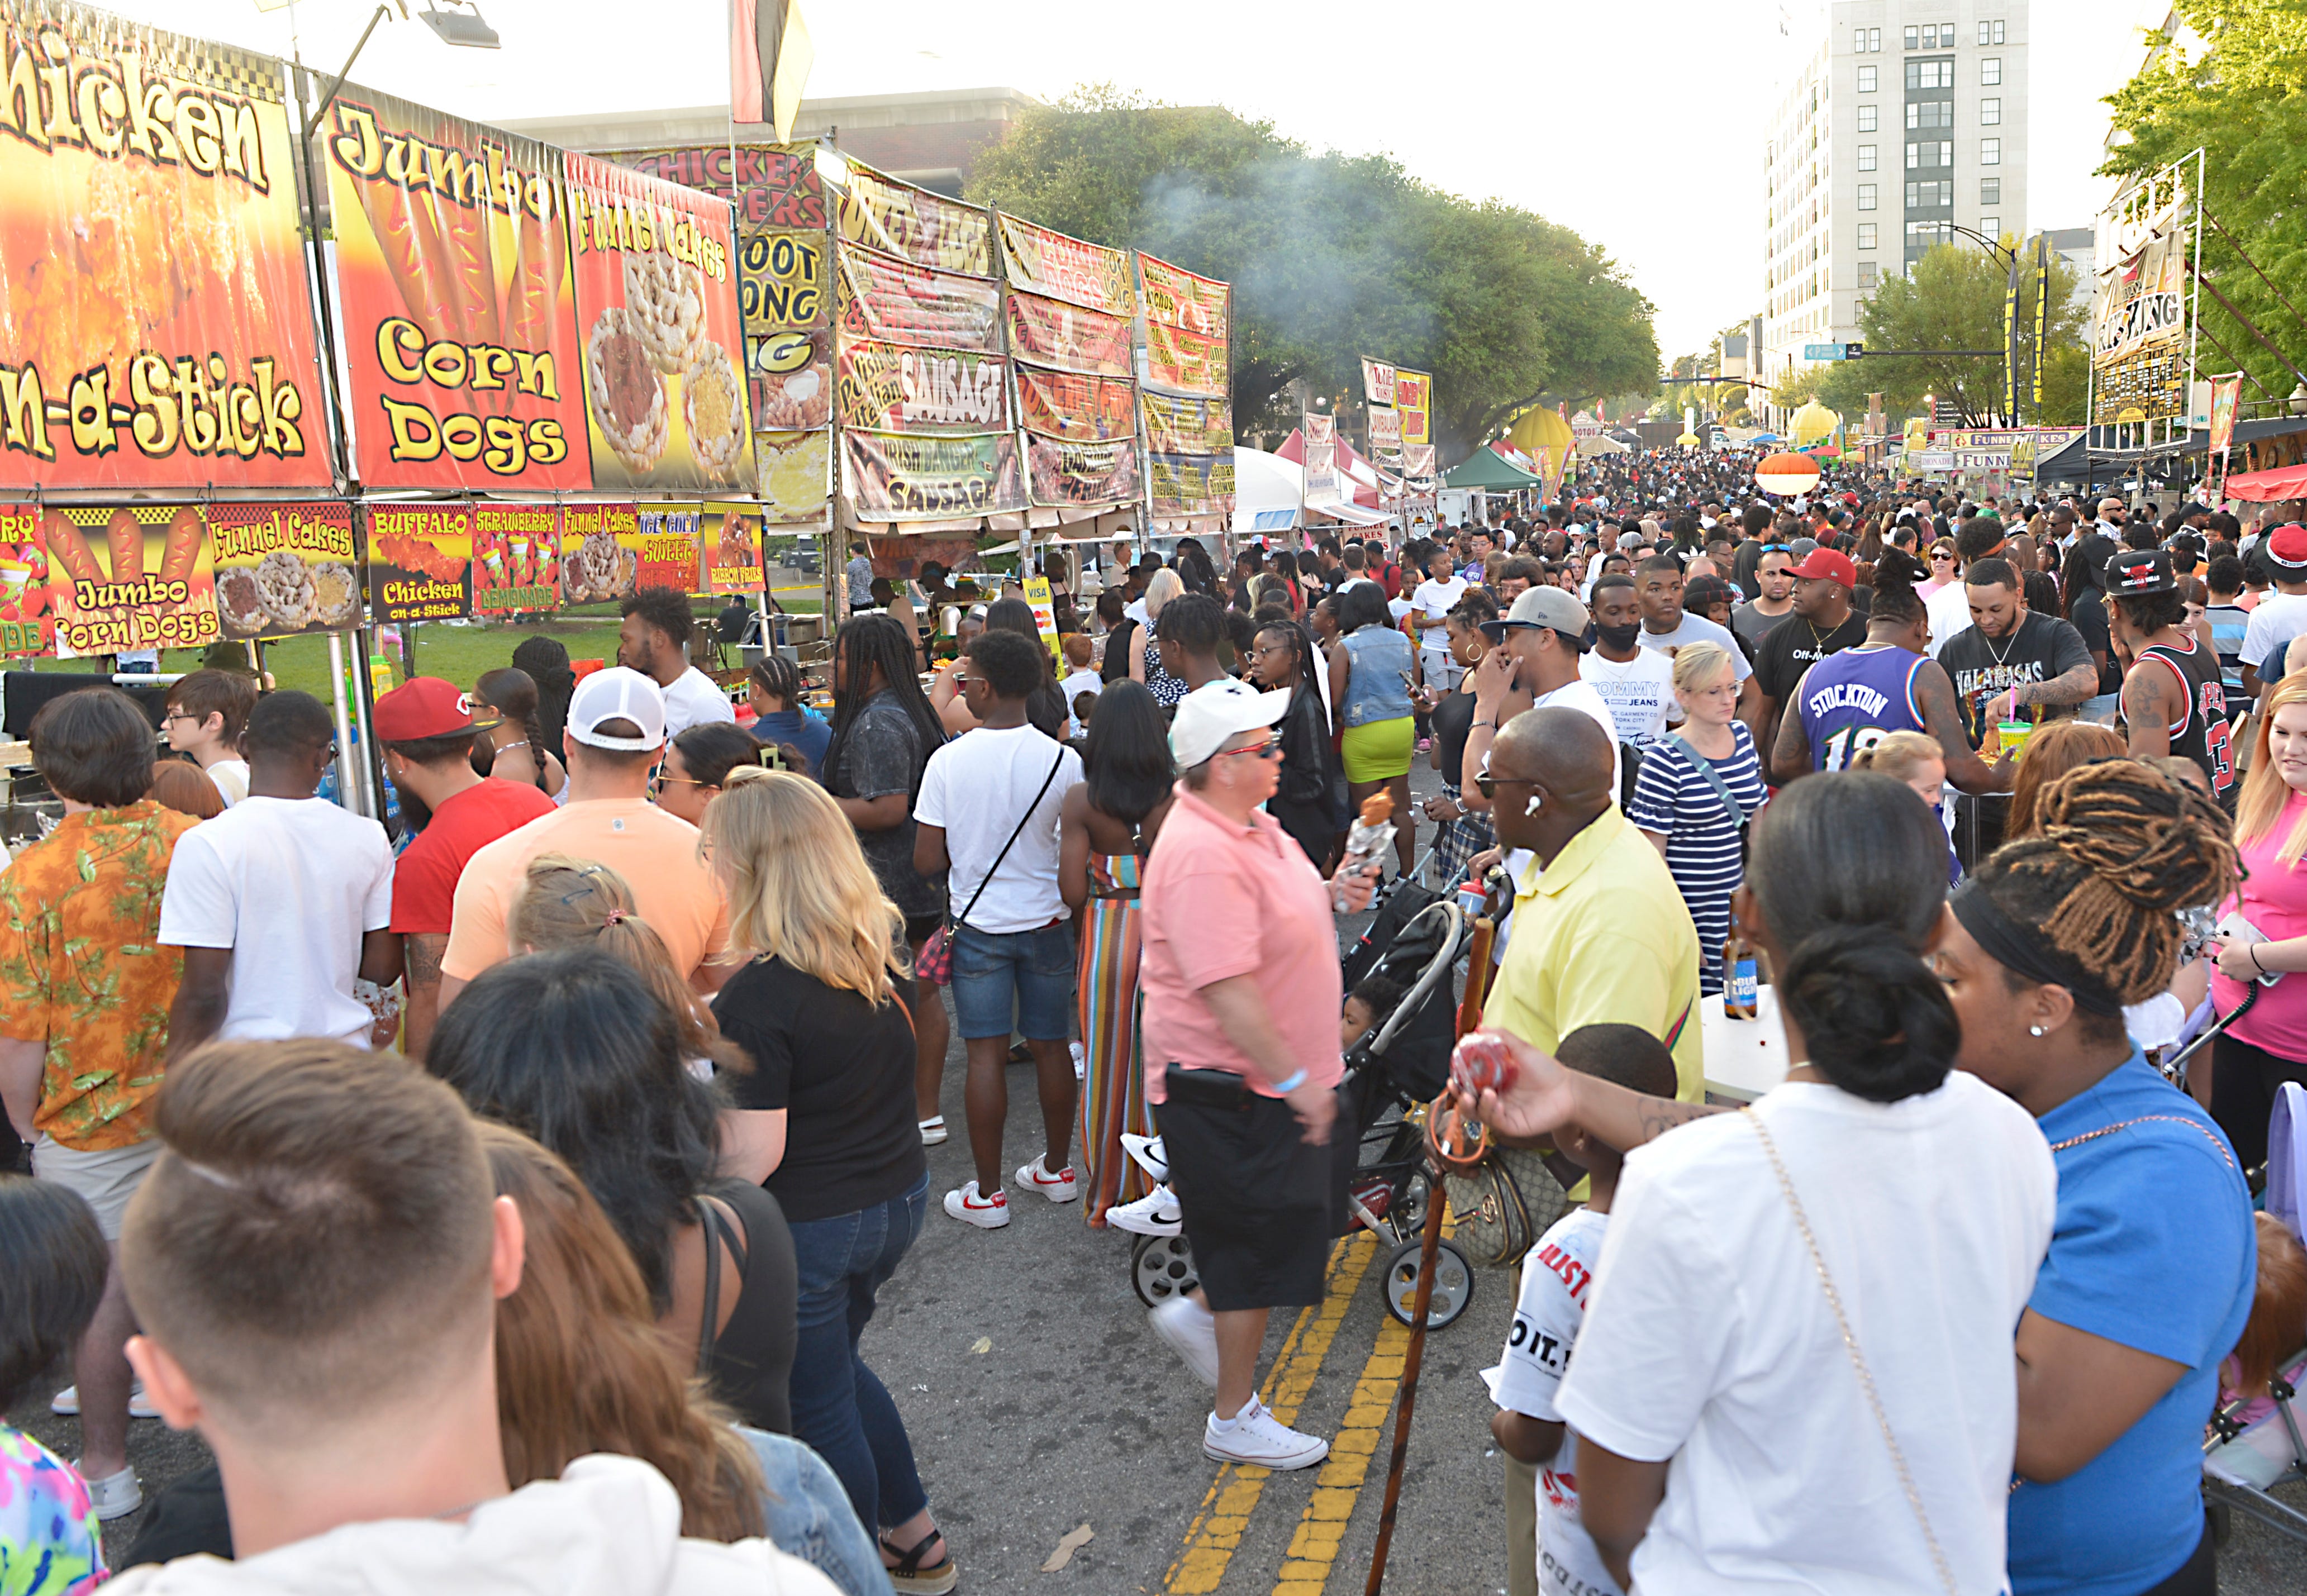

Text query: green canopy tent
(1442, 448), (1545, 490)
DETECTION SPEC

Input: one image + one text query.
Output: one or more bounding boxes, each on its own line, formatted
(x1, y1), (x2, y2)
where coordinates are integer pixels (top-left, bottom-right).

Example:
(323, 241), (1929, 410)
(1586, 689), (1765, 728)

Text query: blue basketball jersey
(1796, 644), (1928, 772)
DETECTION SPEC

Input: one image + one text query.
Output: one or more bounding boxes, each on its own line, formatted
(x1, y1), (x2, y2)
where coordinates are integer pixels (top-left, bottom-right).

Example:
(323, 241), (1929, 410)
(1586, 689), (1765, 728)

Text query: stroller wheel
(1131, 1232), (1198, 1308)
(1382, 1236), (1474, 1330)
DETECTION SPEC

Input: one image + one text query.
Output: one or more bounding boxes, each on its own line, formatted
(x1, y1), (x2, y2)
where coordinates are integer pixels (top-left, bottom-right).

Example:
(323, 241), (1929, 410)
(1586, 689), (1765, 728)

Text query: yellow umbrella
(1676, 431), (1701, 446)
(1790, 402), (1840, 447)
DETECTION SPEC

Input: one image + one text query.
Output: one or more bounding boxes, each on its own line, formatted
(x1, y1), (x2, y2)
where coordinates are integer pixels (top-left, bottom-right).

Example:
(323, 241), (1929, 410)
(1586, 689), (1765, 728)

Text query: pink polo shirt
(1139, 785), (1346, 1104)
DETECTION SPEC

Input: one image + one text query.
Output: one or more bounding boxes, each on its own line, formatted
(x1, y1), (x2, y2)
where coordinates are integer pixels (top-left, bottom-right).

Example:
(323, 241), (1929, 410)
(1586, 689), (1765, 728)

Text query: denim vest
(1339, 624), (1413, 727)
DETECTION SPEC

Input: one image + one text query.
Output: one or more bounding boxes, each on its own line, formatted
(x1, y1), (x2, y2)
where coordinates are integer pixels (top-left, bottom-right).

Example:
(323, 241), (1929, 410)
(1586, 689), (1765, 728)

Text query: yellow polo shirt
(1487, 806), (1706, 1104)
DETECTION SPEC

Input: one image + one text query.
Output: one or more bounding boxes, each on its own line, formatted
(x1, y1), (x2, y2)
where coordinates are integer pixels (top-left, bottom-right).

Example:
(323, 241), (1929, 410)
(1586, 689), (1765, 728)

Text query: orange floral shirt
(0, 801), (197, 1150)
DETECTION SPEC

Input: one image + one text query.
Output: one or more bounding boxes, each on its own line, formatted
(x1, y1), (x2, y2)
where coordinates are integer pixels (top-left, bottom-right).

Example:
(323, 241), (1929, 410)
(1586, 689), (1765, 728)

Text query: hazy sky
(133, 0), (2168, 358)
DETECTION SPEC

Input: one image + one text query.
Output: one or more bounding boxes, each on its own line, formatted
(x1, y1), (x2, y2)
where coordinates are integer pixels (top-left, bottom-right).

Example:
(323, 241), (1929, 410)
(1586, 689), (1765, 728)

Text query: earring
(2029, 1025), (2045, 1037)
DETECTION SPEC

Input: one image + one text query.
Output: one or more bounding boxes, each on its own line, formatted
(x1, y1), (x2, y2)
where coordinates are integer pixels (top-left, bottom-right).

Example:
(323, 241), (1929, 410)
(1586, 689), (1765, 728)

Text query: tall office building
(1762, 2), (2029, 401)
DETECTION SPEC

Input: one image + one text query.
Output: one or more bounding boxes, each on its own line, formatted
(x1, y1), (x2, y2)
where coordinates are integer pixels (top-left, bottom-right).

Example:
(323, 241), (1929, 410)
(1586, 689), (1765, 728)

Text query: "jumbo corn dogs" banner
(40, 505), (219, 658)
(0, 1), (328, 492)
(324, 87), (589, 492)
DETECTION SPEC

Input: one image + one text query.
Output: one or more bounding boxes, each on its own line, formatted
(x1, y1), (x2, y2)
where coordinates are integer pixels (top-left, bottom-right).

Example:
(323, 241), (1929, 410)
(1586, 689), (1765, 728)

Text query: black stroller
(1128, 879), (1480, 1331)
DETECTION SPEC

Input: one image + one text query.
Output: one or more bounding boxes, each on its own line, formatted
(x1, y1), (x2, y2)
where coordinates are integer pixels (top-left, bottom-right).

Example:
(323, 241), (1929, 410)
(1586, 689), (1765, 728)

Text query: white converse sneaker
(942, 1180), (1010, 1228)
(51, 1383), (159, 1420)
(1014, 1155), (1079, 1203)
(78, 1464), (142, 1521)
(1120, 1132), (1169, 1183)
(1149, 1294), (1221, 1387)
(1106, 1181), (1182, 1237)
(1203, 1395), (1329, 1470)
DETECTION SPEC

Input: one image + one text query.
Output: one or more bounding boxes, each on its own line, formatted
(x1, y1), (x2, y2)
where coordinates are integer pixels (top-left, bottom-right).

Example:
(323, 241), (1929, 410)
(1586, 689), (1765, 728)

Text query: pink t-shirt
(1139, 787), (1346, 1104)
(2216, 788), (2307, 1059)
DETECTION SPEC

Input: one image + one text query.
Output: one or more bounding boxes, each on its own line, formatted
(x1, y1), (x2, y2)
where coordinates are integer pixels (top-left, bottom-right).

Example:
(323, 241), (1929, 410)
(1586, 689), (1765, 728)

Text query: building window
(1859, 104), (1878, 132)
(1859, 261), (1880, 289)
(1858, 64), (1877, 93)
(1905, 58), (1953, 90)
(1981, 216), (1999, 236)
(1982, 138), (2001, 164)
(1982, 56), (2002, 85)
(1904, 25), (1918, 48)
(1858, 144), (1877, 171)
(1909, 99), (1953, 130)
(1854, 26), (1867, 51)
(1858, 184), (1877, 211)
(1907, 219), (1952, 250)
(1870, 26), (1882, 50)
(1981, 177), (2001, 204)
(1858, 222), (1878, 249)
(1979, 19), (2005, 44)
(1981, 97), (2001, 125)
(1907, 179), (1953, 209)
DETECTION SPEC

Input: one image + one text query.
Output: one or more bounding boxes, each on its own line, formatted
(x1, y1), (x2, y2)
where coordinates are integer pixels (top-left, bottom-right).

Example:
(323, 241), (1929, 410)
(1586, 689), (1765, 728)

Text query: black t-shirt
(2067, 589), (2119, 693)
(713, 957), (928, 1223)
(1433, 686), (1480, 794)
(1937, 611), (2095, 749)
(1753, 612), (1870, 706)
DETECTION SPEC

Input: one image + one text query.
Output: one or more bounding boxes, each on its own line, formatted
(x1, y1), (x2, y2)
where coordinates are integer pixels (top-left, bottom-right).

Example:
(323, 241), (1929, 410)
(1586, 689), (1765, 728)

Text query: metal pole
(325, 629), (359, 816)
(2190, 148), (2207, 458)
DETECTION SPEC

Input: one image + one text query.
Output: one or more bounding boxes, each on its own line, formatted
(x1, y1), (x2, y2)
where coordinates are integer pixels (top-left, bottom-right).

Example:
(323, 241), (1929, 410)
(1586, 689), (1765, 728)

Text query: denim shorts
(949, 921), (1076, 1041)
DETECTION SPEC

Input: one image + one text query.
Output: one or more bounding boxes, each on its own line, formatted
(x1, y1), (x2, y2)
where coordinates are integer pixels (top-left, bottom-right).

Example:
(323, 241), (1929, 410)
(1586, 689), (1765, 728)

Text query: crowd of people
(0, 459), (2303, 1596)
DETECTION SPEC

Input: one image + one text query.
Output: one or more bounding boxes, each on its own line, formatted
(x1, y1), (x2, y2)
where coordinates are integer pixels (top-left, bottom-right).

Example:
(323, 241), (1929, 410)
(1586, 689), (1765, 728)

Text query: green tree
(967, 87), (1659, 456)
(2104, 2), (2307, 412)
(1811, 242), (2087, 425)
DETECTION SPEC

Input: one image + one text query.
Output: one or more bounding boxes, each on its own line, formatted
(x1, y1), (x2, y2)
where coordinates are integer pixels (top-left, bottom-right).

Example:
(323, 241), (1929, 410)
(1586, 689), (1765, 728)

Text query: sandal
(881, 1528), (958, 1594)
(919, 1116), (949, 1147)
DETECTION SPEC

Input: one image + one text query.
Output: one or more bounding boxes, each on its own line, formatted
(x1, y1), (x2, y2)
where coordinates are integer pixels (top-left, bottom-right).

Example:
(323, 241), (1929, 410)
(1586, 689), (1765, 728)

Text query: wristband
(2251, 942), (2269, 976)
(1272, 1069), (1309, 1095)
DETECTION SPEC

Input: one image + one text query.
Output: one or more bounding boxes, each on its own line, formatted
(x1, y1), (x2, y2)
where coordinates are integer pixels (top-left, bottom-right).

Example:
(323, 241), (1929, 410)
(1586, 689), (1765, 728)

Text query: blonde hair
(510, 855), (734, 1068)
(1670, 640), (1736, 696)
(701, 766), (905, 1002)
(1851, 730), (1944, 783)
(2238, 673), (2307, 867)
(1143, 567), (1183, 620)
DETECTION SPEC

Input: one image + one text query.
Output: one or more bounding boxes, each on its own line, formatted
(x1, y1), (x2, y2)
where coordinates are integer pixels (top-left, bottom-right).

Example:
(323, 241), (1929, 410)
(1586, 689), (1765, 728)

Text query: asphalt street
(13, 759), (2307, 1592)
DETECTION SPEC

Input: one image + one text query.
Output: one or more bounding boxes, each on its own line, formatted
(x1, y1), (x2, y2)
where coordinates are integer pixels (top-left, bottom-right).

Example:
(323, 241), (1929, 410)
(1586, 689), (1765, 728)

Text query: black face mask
(1595, 620), (1642, 652)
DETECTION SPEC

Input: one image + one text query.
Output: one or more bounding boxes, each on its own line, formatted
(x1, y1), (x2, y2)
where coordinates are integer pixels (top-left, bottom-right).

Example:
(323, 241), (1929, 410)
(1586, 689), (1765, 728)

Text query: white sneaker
(1120, 1132), (1169, 1183)
(1149, 1295), (1221, 1387)
(1202, 1395), (1329, 1470)
(78, 1464), (142, 1521)
(942, 1180), (1010, 1228)
(1106, 1181), (1182, 1237)
(1014, 1155), (1079, 1203)
(918, 1116), (948, 1147)
(50, 1383), (159, 1420)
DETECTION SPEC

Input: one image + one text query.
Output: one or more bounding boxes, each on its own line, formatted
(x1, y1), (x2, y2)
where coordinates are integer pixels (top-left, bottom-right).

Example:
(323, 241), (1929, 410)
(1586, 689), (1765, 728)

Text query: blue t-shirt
(2007, 1051), (2256, 1595)
(750, 707), (833, 777)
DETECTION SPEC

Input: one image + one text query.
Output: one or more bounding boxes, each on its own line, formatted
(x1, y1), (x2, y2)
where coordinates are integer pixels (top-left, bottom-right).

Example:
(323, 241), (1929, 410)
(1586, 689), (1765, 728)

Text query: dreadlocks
(822, 614), (944, 789)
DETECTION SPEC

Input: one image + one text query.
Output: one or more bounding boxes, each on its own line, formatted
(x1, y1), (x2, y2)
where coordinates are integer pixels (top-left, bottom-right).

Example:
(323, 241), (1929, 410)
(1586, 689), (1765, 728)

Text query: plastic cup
(1999, 721), (2033, 758)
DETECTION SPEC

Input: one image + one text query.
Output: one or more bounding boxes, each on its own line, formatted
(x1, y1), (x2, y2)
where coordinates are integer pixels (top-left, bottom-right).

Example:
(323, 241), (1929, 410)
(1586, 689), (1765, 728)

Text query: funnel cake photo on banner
(587, 307), (670, 474)
(683, 342), (748, 478)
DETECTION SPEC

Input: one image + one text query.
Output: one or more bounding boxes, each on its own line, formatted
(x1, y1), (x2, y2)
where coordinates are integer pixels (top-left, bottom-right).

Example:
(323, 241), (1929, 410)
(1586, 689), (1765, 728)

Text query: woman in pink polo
(1137, 678), (1374, 1474)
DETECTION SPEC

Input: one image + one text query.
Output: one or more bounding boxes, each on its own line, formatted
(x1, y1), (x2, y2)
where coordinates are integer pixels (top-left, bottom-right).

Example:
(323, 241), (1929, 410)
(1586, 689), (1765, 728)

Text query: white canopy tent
(1233, 445), (1305, 535)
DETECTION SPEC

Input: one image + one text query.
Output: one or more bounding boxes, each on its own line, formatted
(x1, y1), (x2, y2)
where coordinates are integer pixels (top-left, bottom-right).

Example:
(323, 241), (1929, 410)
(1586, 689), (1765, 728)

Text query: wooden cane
(1364, 912), (1496, 1595)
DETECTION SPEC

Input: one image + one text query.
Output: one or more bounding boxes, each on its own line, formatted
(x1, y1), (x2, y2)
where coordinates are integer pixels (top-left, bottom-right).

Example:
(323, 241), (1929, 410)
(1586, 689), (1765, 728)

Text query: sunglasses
(1474, 773), (1539, 799)
(1215, 737), (1281, 761)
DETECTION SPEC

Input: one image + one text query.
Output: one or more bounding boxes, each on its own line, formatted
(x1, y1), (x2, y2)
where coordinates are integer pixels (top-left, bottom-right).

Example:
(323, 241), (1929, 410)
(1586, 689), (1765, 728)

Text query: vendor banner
(843, 430), (1025, 519)
(1143, 320), (1228, 396)
(1393, 368), (1433, 448)
(2210, 374), (2242, 456)
(1362, 359), (1397, 408)
(996, 215), (1135, 317)
(367, 503), (473, 622)
(1368, 403), (1402, 459)
(0, 4), (328, 493)
(836, 340), (1010, 434)
(1026, 433), (1138, 508)
(565, 151), (756, 495)
(1147, 453), (1236, 517)
(631, 503), (705, 592)
(702, 501), (765, 594)
(1006, 290), (1133, 379)
(208, 503), (359, 640)
(2090, 165), (2195, 426)
(1302, 412), (1339, 508)
(324, 88), (588, 490)
(560, 502), (639, 603)
(757, 429), (831, 525)
(1019, 367), (1135, 442)
(838, 248), (1002, 354)
(834, 161), (992, 277)
(1138, 252), (1229, 336)
(1401, 442), (1435, 478)
(738, 228), (828, 330)
(472, 502), (560, 616)
(1140, 390), (1233, 456)
(751, 326), (833, 430)
(0, 506), (51, 656)
(41, 505), (218, 658)
(605, 143), (825, 230)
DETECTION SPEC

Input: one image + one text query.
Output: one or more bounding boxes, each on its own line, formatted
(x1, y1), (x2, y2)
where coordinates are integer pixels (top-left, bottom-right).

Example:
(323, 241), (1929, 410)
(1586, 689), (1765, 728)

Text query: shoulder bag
(915, 746), (1068, 986)
(1663, 731), (1758, 835)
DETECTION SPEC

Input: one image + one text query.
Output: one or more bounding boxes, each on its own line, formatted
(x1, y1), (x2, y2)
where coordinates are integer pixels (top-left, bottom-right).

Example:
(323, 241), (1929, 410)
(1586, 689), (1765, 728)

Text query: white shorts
(35, 1135), (163, 1240)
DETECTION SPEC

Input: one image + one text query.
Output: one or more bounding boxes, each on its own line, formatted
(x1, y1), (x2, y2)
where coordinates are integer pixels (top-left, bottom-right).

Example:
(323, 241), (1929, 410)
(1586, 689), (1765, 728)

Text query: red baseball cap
(1785, 547), (1858, 589)
(373, 676), (498, 742)
(2267, 523), (2307, 571)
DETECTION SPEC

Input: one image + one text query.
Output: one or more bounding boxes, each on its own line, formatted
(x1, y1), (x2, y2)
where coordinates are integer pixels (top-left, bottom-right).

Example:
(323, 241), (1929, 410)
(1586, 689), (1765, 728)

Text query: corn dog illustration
(108, 509), (144, 583)
(42, 510), (103, 588)
(161, 506), (205, 584)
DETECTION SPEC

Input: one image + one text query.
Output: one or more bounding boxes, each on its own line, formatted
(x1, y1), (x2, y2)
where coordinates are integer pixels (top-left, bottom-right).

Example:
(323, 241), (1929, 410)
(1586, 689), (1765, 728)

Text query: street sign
(1802, 342), (1866, 362)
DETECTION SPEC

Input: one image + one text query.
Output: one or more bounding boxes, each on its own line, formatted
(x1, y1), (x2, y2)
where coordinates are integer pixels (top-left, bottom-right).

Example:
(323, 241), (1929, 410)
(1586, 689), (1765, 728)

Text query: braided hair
(748, 652), (804, 710)
(1973, 759), (2239, 1025)
(475, 667), (553, 795)
(823, 614), (943, 792)
(1867, 547), (1929, 627)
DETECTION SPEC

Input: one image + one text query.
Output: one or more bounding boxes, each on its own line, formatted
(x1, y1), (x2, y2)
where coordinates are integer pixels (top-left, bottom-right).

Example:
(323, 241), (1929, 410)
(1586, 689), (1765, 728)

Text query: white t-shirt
(915, 723), (1083, 933)
(1634, 613), (1751, 682)
(204, 758), (250, 808)
(661, 666), (737, 737)
(1411, 577), (1468, 651)
(1495, 1206), (1623, 1596)
(1556, 1073), (2055, 1594)
(1579, 650), (1680, 745)
(1058, 668), (1103, 737)
(1925, 578), (1973, 659)
(156, 795), (395, 1046)
(1525, 676), (1623, 798)
(2241, 590), (2307, 674)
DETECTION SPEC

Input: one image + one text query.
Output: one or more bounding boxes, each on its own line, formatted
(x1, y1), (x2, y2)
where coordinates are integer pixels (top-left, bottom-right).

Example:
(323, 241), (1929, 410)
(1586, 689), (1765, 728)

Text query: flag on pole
(731, 0), (812, 139)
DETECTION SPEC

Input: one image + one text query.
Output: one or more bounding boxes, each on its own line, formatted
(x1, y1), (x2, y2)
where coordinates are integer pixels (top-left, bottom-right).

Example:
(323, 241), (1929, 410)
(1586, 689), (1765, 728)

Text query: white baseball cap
(566, 666), (667, 751)
(1170, 678), (1292, 770)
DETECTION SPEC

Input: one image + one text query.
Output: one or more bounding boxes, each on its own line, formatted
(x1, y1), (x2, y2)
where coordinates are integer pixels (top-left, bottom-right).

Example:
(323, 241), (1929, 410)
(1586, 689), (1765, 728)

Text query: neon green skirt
(1340, 716), (1415, 783)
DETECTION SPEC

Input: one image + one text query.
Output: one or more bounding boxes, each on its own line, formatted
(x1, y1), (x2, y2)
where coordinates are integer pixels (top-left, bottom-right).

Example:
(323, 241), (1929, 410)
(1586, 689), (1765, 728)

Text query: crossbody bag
(1664, 732), (1758, 839)
(916, 746), (1068, 985)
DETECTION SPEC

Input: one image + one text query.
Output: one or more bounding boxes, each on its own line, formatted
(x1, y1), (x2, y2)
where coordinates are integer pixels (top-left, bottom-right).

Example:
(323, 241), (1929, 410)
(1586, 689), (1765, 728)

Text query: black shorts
(904, 913), (944, 946)
(1159, 1066), (1350, 1313)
